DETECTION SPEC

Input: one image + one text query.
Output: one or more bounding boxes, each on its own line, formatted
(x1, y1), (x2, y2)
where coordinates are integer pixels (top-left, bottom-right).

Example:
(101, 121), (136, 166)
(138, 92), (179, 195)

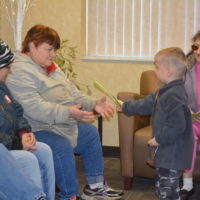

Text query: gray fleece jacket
(6, 52), (97, 147)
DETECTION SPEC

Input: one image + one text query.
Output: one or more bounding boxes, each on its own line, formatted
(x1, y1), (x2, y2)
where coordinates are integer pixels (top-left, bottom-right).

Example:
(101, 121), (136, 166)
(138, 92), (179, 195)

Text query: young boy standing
(117, 47), (194, 200)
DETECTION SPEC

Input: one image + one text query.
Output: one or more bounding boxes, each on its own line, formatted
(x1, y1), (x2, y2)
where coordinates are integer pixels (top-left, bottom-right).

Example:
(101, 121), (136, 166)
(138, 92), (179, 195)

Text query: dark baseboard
(102, 146), (120, 158)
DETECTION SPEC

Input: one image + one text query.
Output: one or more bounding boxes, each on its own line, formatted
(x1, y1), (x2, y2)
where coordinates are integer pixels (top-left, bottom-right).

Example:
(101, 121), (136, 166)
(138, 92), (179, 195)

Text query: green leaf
(54, 39), (92, 95)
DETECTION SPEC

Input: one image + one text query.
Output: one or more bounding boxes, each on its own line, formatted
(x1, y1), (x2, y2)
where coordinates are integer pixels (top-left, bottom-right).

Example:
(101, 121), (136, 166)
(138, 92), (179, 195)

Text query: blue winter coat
(122, 79), (194, 170)
(0, 82), (31, 150)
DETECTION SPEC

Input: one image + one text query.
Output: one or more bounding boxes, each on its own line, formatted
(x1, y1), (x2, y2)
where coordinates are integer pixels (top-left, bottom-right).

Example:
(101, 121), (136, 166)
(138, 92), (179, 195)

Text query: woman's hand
(94, 96), (114, 119)
(21, 132), (37, 151)
(69, 104), (96, 122)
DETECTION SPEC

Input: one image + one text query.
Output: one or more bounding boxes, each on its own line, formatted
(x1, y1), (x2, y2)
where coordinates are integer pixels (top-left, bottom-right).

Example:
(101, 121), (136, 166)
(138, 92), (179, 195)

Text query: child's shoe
(81, 183), (123, 199)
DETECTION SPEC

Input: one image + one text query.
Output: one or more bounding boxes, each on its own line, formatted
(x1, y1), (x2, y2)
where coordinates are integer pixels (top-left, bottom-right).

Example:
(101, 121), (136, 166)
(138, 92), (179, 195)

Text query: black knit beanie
(0, 39), (14, 69)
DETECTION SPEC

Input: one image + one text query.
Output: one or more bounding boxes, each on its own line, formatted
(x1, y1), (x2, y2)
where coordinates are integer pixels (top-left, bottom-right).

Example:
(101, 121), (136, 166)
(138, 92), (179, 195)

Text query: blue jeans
(10, 142), (55, 200)
(34, 122), (104, 200)
(0, 144), (45, 200)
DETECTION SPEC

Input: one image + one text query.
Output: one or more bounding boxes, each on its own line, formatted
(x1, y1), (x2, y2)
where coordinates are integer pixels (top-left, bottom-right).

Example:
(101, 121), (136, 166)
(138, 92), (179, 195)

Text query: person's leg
(74, 122), (104, 184)
(34, 130), (79, 200)
(10, 149), (43, 187)
(29, 142), (55, 200)
(181, 172), (194, 200)
(0, 144), (46, 200)
(75, 122), (123, 199)
(156, 168), (182, 200)
(181, 122), (200, 200)
(0, 192), (9, 200)
(155, 168), (161, 197)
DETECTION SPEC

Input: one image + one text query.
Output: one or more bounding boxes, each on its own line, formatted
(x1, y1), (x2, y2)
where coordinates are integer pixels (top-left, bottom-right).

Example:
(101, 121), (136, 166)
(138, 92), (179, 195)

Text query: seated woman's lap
(34, 123), (101, 154)
(34, 130), (74, 153)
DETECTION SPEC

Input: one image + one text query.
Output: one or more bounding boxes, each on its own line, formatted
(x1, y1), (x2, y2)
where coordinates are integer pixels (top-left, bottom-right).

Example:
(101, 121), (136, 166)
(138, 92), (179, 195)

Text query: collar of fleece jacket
(46, 63), (57, 75)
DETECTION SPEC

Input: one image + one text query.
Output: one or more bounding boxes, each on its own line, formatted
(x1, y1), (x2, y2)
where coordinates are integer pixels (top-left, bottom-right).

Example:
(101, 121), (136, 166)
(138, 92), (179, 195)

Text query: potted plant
(55, 39), (92, 95)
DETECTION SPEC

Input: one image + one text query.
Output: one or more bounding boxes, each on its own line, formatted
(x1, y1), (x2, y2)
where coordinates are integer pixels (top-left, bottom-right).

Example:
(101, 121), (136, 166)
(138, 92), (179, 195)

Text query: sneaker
(81, 183), (124, 200)
(68, 196), (83, 200)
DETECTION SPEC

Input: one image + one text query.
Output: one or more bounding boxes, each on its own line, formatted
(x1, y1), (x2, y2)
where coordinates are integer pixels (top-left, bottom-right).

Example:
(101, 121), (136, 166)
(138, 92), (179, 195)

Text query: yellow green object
(93, 80), (122, 105)
(192, 112), (200, 120)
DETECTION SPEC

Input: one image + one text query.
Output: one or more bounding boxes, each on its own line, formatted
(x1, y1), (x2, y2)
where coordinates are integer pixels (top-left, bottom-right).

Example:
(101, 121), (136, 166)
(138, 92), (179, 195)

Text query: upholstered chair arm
(117, 92), (151, 188)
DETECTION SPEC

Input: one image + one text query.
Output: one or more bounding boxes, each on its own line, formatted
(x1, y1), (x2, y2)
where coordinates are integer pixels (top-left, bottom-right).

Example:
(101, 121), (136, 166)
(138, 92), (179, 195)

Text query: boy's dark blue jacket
(122, 79), (194, 170)
(0, 82), (31, 150)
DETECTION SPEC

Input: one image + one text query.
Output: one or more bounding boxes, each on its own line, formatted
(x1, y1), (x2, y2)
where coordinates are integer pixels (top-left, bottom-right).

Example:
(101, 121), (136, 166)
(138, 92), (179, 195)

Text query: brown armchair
(117, 70), (200, 190)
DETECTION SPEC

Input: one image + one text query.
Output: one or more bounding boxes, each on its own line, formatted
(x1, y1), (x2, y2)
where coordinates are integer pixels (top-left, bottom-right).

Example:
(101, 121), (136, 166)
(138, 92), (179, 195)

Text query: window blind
(86, 0), (200, 60)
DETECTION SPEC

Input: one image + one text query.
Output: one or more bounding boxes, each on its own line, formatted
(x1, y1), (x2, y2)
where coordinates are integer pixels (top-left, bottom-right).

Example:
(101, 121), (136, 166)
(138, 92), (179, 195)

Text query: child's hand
(148, 137), (159, 146)
(116, 100), (123, 112)
(22, 132), (37, 150)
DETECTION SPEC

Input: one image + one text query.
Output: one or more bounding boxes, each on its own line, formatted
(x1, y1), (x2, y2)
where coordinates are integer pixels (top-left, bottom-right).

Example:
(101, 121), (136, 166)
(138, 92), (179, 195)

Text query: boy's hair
(155, 47), (187, 77)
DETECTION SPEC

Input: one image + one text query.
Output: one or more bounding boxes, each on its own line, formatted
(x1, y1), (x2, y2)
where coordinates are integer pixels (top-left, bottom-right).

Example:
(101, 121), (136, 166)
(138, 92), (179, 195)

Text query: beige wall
(0, 0), (154, 146)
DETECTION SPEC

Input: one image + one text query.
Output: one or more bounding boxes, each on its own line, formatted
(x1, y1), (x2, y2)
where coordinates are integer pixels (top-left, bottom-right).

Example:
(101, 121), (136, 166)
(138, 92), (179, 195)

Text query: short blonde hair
(155, 47), (187, 77)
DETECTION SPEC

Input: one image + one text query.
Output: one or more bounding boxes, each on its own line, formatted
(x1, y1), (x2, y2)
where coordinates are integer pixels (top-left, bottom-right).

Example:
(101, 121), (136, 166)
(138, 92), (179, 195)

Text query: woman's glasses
(191, 44), (200, 51)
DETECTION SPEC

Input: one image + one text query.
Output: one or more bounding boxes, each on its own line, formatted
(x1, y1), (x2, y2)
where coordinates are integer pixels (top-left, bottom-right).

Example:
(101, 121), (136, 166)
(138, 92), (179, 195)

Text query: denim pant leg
(74, 122), (104, 184)
(0, 192), (9, 200)
(29, 142), (55, 200)
(10, 150), (43, 187)
(6, 146), (45, 200)
(34, 130), (78, 200)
